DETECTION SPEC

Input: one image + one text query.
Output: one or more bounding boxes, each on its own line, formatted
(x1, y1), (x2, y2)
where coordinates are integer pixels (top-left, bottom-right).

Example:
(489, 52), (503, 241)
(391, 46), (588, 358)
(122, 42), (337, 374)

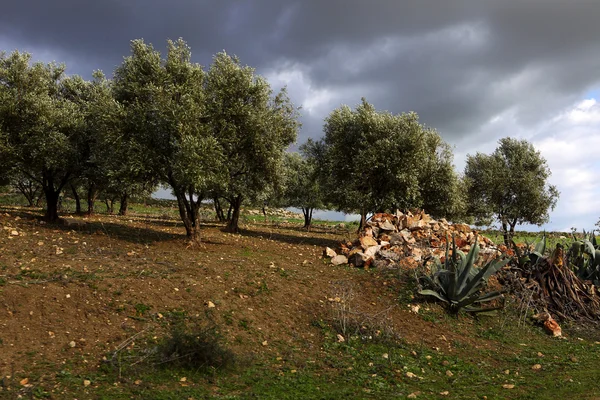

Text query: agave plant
(511, 233), (546, 270)
(419, 235), (511, 314)
(568, 230), (600, 284)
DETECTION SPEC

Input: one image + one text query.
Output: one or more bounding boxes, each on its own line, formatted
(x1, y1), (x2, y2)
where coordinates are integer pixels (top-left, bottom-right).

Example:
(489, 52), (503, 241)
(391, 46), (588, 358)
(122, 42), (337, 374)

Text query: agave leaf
(455, 292), (483, 308)
(534, 233), (546, 255)
(592, 231), (598, 248)
(473, 290), (505, 303)
(582, 240), (595, 257)
(463, 305), (502, 315)
(457, 236), (480, 293)
(461, 257), (511, 299)
(418, 289), (449, 304)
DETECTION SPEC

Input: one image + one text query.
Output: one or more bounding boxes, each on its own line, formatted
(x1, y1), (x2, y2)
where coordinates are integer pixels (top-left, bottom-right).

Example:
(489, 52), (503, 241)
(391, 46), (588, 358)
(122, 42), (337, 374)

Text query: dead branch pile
(500, 244), (600, 322)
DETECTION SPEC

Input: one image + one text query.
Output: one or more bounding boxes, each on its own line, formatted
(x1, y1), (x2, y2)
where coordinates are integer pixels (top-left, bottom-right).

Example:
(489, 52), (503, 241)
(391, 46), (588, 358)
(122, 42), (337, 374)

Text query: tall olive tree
(0, 51), (85, 221)
(318, 98), (457, 229)
(113, 39), (224, 239)
(204, 52), (300, 233)
(464, 137), (559, 245)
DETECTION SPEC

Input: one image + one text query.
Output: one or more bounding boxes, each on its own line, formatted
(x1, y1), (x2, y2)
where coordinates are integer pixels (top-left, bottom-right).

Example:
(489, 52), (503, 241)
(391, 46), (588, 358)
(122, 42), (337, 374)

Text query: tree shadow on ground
(235, 226), (343, 249)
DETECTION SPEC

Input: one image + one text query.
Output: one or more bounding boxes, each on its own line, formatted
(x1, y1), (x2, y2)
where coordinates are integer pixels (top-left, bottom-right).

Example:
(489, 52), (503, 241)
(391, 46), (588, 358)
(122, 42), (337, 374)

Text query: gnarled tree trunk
(302, 207), (314, 230)
(70, 184), (81, 214)
(119, 193), (129, 216)
(225, 195), (243, 233)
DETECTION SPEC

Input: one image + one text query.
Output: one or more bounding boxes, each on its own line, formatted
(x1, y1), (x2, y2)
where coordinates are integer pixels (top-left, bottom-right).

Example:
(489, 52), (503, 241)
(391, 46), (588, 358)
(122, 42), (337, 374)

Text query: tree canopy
(0, 51), (86, 221)
(279, 150), (324, 229)
(204, 52), (300, 233)
(113, 39), (224, 239)
(316, 98), (461, 228)
(464, 137), (559, 244)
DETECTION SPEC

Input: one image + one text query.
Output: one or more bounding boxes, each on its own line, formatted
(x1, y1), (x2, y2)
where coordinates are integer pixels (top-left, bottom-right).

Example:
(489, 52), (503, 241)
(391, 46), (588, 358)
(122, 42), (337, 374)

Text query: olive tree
(464, 137), (559, 245)
(204, 52), (299, 233)
(114, 39), (224, 239)
(0, 51), (85, 221)
(280, 150), (324, 229)
(318, 98), (458, 229)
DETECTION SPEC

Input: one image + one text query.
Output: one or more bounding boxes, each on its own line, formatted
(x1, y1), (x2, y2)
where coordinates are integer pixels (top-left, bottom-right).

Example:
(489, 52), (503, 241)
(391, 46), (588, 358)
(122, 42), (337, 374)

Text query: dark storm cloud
(2, 0), (600, 143)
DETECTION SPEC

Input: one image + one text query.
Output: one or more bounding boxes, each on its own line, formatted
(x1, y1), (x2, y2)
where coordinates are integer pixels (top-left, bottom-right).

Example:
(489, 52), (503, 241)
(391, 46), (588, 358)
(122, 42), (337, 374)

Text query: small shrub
(155, 321), (234, 371)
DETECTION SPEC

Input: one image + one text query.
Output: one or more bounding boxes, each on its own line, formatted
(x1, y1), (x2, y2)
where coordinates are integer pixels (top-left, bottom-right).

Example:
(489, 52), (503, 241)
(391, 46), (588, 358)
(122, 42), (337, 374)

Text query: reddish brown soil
(0, 207), (501, 380)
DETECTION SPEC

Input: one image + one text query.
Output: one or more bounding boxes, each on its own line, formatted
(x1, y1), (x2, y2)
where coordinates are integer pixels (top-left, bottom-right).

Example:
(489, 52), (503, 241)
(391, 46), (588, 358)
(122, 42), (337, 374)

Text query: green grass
(38, 313), (600, 399)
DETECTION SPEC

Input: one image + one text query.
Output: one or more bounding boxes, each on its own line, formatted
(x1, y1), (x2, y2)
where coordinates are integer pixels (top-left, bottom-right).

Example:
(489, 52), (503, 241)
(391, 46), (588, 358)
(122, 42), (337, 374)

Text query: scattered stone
(10, 230), (18, 236)
(83, 379), (91, 387)
(69, 341), (77, 348)
(261, 340), (268, 346)
(324, 247), (337, 258)
(337, 334), (345, 343)
(206, 301), (216, 308)
(331, 255), (348, 266)
(532, 364), (542, 370)
(19, 378), (29, 386)
(406, 372), (417, 379)
(445, 370), (454, 377)
(440, 391), (449, 396)
(382, 353), (388, 359)
(503, 384), (515, 389)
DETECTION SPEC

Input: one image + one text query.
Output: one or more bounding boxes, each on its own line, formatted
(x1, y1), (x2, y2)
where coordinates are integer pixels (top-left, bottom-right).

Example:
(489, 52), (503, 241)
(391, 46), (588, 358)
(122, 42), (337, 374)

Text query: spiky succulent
(568, 230), (600, 284)
(511, 234), (546, 270)
(419, 235), (511, 314)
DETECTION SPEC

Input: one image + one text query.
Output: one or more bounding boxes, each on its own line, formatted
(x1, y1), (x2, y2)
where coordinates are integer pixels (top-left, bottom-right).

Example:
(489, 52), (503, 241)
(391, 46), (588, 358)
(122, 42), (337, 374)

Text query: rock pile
(325, 210), (498, 269)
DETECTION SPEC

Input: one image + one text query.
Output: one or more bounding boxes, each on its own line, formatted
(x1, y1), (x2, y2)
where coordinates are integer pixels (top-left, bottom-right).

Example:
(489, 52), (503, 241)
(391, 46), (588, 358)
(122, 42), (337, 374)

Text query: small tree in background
(280, 150), (324, 229)
(464, 137), (559, 245)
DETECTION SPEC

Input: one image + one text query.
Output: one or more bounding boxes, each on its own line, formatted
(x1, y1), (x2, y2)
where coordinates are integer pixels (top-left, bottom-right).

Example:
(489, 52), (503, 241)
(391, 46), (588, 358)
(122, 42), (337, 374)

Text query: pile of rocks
(325, 210), (498, 269)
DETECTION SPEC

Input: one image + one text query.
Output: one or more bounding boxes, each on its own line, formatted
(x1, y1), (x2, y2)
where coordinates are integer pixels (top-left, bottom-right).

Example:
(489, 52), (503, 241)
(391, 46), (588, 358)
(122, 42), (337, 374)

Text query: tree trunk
(35, 192), (44, 207)
(302, 207), (314, 230)
(171, 183), (202, 240)
(214, 197), (225, 222)
(262, 203), (267, 223)
(225, 195), (243, 233)
(226, 202), (233, 222)
(502, 219), (510, 246)
(71, 184), (81, 214)
(44, 188), (60, 222)
(86, 185), (97, 215)
(358, 209), (367, 233)
(119, 193), (129, 216)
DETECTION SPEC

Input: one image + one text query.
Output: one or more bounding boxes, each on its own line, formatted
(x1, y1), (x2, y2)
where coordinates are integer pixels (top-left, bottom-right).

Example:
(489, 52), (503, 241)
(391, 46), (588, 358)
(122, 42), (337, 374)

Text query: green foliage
(0, 50), (87, 220)
(511, 234), (547, 269)
(464, 137), (559, 244)
(114, 39), (224, 237)
(278, 150), (324, 227)
(316, 98), (462, 224)
(568, 231), (600, 284)
(205, 52), (300, 232)
(419, 235), (510, 314)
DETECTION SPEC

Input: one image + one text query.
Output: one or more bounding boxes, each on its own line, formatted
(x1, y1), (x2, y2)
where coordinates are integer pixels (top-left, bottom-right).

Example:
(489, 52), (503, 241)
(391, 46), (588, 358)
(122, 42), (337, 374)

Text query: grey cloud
(2, 0), (600, 145)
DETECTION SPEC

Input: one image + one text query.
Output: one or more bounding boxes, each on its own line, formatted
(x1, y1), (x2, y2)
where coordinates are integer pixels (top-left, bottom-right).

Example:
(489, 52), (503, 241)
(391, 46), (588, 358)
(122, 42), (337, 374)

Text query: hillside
(0, 204), (599, 399)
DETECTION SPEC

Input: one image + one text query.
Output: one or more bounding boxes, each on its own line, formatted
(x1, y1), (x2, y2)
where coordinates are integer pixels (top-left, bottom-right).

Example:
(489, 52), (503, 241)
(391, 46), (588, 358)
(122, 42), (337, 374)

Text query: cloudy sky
(1, 0), (599, 231)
